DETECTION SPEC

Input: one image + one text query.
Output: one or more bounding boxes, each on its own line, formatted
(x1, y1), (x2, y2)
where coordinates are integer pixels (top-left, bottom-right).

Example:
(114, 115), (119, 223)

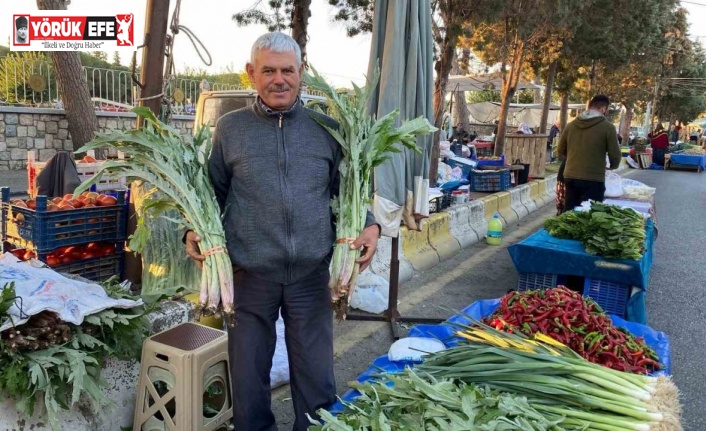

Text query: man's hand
(185, 230), (206, 269)
(351, 224), (380, 273)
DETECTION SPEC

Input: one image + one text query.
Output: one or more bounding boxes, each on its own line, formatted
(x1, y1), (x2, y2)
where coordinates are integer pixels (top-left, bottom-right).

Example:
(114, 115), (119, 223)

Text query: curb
(369, 174), (559, 283)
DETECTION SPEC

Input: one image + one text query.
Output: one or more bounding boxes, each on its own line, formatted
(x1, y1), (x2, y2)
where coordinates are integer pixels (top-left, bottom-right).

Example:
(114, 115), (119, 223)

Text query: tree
(112, 51), (121, 67)
(470, 1), (585, 155)
(328, 0), (374, 36)
(654, 8), (706, 125)
(37, 0), (100, 155)
(91, 51), (108, 62)
(233, 0), (313, 65)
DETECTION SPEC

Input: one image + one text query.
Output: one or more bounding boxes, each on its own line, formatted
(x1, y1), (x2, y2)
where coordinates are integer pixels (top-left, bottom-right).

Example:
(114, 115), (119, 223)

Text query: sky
(1, 1), (706, 87)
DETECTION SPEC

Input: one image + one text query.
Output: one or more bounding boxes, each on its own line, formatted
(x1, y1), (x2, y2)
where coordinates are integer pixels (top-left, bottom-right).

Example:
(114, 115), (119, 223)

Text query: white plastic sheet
(0, 253), (142, 332)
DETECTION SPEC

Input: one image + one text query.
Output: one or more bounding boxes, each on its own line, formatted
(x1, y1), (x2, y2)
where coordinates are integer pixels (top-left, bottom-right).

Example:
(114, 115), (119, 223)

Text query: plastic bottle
(486, 213), (503, 245)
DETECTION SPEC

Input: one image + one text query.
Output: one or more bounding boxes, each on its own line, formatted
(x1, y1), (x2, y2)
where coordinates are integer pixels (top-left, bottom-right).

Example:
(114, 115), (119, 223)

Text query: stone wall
(0, 107), (195, 170)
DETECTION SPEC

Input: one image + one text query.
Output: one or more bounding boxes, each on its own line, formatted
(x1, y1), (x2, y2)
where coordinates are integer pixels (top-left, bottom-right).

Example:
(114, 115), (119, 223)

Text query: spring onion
(73, 107), (234, 324)
(418, 320), (682, 431)
(303, 67), (436, 318)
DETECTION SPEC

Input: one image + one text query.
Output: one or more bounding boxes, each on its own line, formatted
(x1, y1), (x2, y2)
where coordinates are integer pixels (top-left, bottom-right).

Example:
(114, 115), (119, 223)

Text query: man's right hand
(185, 231), (206, 269)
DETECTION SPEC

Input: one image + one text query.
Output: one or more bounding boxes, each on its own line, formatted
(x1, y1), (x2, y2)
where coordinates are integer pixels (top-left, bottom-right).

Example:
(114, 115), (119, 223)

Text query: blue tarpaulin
(507, 219), (655, 323)
(669, 153), (706, 168)
(329, 297), (671, 413)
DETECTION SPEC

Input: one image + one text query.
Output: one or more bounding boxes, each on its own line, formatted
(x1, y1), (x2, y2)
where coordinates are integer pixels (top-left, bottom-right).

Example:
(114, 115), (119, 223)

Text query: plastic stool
(133, 322), (232, 431)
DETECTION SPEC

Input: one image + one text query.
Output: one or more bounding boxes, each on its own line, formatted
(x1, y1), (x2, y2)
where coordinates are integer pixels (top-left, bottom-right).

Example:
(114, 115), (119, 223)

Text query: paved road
(627, 169), (705, 431)
(273, 168), (704, 430)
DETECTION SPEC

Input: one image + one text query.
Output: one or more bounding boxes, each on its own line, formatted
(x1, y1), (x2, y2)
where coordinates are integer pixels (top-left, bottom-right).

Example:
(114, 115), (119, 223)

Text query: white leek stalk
(303, 67), (436, 319)
(74, 107), (234, 324)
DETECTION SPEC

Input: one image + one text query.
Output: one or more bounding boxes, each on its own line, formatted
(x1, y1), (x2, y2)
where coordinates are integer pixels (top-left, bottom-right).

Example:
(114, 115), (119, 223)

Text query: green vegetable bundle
(309, 368), (579, 430)
(544, 202), (646, 260)
(74, 107), (234, 322)
(418, 322), (682, 431)
(303, 67), (436, 318)
(0, 281), (147, 430)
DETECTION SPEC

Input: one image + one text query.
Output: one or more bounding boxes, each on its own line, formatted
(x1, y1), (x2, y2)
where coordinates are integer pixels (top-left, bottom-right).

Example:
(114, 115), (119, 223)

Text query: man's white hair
(250, 32), (302, 67)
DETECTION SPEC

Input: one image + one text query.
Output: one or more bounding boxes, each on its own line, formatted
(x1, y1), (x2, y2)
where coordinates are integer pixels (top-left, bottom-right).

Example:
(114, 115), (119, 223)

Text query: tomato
(97, 195), (118, 206)
(58, 202), (75, 211)
(82, 252), (97, 260)
(61, 255), (72, 264)
(46, 255), (60, 267)
(86, 192), (99, 200)
(10, 249), (26, 260)
(83, 155), (97, 163)
(23, 250), (35, 261)
(25, 199), (37, 210)
(51, 197), (63, 204)
(12, 200), (28, 208)
(70, 199), (84, 208)
(86, 242), (100, 251)
(56, 246), (71, 256)
(63, 194), (73, 201)
(47, 203), (59, 212)
(103, 244), (117, 256)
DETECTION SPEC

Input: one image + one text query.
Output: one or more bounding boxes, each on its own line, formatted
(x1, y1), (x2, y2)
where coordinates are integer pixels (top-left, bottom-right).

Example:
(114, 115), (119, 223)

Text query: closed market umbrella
(368, 0), (434, 237)
(348, 0), (439, 339)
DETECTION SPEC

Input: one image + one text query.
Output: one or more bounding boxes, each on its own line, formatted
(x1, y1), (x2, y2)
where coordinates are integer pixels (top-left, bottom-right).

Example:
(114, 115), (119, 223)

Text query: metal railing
(0, 58), (242, 115)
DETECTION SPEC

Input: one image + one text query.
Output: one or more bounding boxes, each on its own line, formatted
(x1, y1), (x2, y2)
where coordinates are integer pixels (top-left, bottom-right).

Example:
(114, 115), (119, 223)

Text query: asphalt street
(273, 168), (704, 430)
(627, 168), (705, 431)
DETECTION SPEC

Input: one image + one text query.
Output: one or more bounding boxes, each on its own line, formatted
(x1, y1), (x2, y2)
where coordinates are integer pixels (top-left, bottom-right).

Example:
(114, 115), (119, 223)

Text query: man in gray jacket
(185, 32), (380, 431)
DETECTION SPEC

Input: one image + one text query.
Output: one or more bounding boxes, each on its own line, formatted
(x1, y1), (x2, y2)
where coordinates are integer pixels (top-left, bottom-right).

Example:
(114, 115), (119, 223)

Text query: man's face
(456, 123), (462, 129)
(246, 49), (302, 111)
(16, 26), (27, 41)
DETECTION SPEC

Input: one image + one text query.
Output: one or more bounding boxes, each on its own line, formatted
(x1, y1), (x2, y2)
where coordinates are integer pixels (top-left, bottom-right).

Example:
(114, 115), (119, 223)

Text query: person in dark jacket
(650, 124), (669, 166)
(558, 94), (622, 212)
(185, 32), (380, 431)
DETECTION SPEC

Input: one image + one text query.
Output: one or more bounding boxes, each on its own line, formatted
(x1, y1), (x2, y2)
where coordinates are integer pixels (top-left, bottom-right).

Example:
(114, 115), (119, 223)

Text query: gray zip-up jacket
(209, 99), (376, 284)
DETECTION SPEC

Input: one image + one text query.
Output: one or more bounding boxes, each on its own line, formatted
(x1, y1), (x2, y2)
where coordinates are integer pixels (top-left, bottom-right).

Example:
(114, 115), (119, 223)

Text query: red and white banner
(10, 10), (140, 52)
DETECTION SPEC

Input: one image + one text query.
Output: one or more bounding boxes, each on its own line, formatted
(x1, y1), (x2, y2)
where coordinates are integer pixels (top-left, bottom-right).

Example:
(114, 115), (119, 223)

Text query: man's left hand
(351, 225), (380, 273)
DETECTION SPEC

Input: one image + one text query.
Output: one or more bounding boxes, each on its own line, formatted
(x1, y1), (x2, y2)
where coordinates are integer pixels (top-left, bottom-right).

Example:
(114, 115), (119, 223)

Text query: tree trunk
(38, 0), (99, 155)
(559, 91), (569, 130)
(430, 31), (457, 184)
(589, 60), (597, 94)
(539, 60), (557, 134)
(495, 38), (525, 156)
(451, 53), (469, 132)
(533, 78), (542, 104)
(620, 102), (633, 145)
(290, 0), (312, 66)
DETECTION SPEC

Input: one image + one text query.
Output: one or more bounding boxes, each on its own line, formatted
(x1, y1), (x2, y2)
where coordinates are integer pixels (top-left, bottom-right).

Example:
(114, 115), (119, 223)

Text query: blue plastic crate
(1, 187), (128, 254)
(53, 251), (124, 282)
(444, 157), (477, 179)
(472, 154), (505, 167)
(517, 272), (558, 291)
(583, 278), (630, 318)
(469, 169), (511, 192)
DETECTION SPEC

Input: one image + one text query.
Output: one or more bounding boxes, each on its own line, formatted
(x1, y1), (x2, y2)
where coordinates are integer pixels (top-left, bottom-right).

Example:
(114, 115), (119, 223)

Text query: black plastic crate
(1, 187), (127, 254)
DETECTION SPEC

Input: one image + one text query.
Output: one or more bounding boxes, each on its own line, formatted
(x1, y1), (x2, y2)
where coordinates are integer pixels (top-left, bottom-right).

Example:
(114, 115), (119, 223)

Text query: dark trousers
(652, 148), (666, 166)
(229, 262), (335, 431)
(564, 179), (605, 212)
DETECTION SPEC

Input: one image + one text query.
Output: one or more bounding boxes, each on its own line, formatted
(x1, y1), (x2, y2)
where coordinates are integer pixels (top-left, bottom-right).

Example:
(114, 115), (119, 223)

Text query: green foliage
(232, 0), (291, 32)
(544, 202), (646, 260)
(0, 281), (147, 430)
(327, 0), (374, 37)
(0, 51), (52, 104)
(466, 89), (535, 105)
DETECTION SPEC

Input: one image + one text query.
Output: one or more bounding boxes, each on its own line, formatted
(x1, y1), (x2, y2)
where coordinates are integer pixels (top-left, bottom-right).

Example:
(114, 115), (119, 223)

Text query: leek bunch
(303, 67), (436, 318)
(74, 107), (234, 324)
(418, 321), (682, 431)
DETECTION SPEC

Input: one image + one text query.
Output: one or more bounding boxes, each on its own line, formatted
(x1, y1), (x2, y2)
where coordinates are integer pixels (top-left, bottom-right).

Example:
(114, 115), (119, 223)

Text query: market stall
(666, 153), (706, 171)
(319, 287), (678, 430)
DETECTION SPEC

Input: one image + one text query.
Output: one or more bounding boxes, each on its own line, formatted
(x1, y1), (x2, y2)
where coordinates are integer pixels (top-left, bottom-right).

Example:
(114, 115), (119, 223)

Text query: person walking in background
(650, 124), (669, 166)
(548, 120), (560, 163)
(558, 94), (622, 212)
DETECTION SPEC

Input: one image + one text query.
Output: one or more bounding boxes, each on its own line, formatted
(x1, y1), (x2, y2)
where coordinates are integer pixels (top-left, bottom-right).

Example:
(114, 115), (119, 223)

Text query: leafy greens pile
(544, 202), (646, 260)
(0, 280), (148, 430)
(309, 368), (581, 431)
